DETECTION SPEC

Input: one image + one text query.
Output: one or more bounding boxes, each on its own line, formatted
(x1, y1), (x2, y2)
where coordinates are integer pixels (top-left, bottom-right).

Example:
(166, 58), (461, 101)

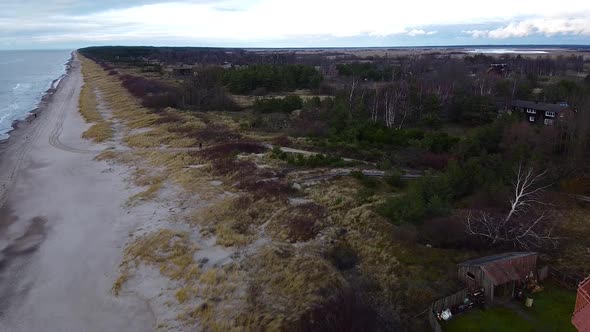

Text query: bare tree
(379, 81), (410, 129)
(466, 163), (557, 250)
(347, 76), (360, 118)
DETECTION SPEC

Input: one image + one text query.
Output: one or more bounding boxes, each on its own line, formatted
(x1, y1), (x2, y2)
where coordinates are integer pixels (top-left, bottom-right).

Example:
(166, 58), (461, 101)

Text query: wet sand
(0, 53), (155, 331)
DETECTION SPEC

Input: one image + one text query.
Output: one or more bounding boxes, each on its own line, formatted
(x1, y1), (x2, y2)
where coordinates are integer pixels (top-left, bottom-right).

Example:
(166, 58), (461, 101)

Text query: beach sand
(0, 54), (156, 331)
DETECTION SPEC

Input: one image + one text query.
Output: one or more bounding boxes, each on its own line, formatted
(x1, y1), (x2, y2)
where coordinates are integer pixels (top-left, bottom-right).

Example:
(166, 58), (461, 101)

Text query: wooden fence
(538, 265), (549, 281)
(428, 309), (443, 332)
(574, 276), (590, 314)
(428, 289), (468, 332)
(549, 267), (585, 289)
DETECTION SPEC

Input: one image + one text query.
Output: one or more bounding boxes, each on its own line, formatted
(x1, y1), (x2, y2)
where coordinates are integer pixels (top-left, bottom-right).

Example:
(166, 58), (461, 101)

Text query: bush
(378, 175), (451, 224)
(386, 171), (405, 189)
(410, 152), (452, 170)
(198, 142), (267, 161)
(351, 171), (379, 189)
(292, 288), (380, 331)
(421, 113), (443, 129)
(253, 96), (303, 113)
(418, 132), (460, 153)
(377, 159), (392, 170)
(286, 216), (317, 242)
(271, 149), (348, 168)
(326, 241), (358, 270)
(186, 123), (241, 143)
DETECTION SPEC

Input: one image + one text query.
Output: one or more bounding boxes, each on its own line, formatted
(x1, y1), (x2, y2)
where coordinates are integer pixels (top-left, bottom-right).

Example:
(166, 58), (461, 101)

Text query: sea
(0, 50), (72, 140)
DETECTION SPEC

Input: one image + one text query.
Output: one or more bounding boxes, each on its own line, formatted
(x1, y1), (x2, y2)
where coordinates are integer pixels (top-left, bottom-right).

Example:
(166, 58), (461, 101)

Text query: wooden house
(458, 252), (538, 303)
(573, 275), (590, 331)
(512, 100), (574, 125)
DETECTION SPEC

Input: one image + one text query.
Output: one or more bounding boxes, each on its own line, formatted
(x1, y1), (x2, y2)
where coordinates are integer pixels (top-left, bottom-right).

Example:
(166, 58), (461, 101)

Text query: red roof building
(573, 276), (590, 332)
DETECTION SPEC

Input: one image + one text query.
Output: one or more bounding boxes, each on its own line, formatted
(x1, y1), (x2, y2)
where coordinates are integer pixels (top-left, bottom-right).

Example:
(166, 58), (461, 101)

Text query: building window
(544, 119), (554, 125)
(526, 108), (537, 114)
(529, 116), (535, 122)
(467, 272), (475, 280)
(546, 111), (555, 117)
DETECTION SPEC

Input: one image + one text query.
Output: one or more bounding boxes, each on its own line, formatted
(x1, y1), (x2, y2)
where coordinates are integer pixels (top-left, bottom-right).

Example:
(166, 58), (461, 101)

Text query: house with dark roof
(458, 252), (538, 303)
(573, 275), (590, 331)
(512, 100), (574, 125)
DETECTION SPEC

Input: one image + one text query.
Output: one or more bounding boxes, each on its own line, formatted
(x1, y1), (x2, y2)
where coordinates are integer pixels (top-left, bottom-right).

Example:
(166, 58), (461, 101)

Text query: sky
(1, 0), (590, 49)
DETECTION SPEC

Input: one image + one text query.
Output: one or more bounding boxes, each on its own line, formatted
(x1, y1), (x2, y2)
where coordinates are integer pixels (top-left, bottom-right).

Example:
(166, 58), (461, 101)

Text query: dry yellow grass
(233, 245), (344, 329)
(79, 83), (101, 123)
(127, 175), (165, 205)
(82, 121), (114, 143)
(78, 57), (114, 142)
(194, 195), (287, 247)
(114, 229), (200, 295)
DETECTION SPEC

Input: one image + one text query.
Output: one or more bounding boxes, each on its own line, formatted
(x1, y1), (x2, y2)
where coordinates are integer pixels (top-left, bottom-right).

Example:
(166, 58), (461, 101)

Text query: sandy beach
(0, 54), (156, 331)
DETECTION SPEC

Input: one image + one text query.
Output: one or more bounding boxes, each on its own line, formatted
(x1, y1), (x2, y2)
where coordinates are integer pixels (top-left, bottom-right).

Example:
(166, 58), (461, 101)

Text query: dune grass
(79, 57), (114, 142)
(82, 121), (114, 142)
(114, 229), (200, 296)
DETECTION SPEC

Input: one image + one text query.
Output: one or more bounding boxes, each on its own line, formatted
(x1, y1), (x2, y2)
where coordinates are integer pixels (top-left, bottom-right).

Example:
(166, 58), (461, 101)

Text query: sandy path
(0, 54), (156, 331)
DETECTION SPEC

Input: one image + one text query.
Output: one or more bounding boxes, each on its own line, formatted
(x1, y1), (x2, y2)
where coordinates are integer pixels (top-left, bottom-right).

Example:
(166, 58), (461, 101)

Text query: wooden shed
(458, 252), (538, 303)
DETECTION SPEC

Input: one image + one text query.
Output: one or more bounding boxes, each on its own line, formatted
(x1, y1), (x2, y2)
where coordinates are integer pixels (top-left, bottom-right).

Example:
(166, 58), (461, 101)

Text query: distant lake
(466, 48), (549, 54)
(0, 50), (71, 140)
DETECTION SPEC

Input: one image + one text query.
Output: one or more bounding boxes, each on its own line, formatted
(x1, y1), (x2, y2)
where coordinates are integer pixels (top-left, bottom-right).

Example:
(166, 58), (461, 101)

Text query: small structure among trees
(512, 100), (573, 125)
(458, 252), (538, 304)
(573, 275), (590, 331)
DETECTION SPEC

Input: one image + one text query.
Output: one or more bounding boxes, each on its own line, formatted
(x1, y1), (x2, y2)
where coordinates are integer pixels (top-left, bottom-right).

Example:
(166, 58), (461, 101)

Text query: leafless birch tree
(466, 163), (557, 250)
(347, 76), (360, 118)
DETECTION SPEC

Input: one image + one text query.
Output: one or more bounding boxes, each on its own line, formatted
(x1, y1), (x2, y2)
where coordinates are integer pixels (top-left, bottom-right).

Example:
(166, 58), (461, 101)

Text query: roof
(573, 303), (590, 332)
(512, 100), (570, 113)
(459, 252), (538, 285)
(581, 277), (590, 294)
(459, 252), (536, 266)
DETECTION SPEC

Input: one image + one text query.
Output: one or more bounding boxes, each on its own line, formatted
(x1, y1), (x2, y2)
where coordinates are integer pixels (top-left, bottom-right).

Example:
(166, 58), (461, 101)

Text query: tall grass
(79, 57), (114, 142)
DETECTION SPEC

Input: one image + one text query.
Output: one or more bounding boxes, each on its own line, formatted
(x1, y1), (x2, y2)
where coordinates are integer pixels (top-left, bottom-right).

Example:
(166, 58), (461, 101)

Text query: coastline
(0, 52), (74, 145)
(0, 52), (156, 330)
(0, 53), (73, 208)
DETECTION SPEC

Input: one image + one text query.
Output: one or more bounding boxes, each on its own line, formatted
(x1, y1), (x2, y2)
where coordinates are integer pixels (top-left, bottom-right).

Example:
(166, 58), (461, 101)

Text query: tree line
(224, 64), (323, 94)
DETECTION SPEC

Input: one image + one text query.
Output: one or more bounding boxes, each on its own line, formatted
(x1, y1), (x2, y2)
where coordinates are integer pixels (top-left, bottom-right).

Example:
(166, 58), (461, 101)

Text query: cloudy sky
(1, 0), (590, 49)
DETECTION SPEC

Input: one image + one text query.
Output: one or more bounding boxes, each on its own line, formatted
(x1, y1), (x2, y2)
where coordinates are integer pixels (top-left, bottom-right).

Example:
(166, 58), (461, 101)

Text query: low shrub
(187, 123), (241, 143)
(286, 216), (317, 242)
(326, 241), (358, 271)
(291, 288), (381, 332)
(350, 171), (379, 189)
(253, 95), (303, 113)
(198, 142), (267, 161)
(386, 171), (405, 189)
(378, 175), (451, 225)
(271, 148), (348, 168)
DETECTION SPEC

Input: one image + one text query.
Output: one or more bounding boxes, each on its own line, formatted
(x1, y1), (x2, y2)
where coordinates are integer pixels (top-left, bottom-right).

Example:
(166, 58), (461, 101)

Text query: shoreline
(0, 52), (74, 145)
(0, 52), (156, 330)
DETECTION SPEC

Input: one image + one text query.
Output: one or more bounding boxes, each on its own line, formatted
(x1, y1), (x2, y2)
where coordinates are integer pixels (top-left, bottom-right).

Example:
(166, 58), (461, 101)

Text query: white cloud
(463, 30), (488, 38)
(466, 16), (590, 39)
(3, 0), (590, 45)
(406, 29), (438, 36)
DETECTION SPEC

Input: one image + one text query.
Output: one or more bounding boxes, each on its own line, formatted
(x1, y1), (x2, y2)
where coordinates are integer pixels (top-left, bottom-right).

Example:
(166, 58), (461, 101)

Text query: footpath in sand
(0, 54), (157, 331)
